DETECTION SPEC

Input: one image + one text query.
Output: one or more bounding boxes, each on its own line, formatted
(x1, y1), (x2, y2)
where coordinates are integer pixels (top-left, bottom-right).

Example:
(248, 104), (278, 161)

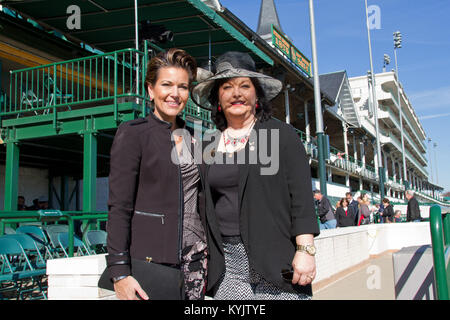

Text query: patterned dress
(178, 139), (208, 300)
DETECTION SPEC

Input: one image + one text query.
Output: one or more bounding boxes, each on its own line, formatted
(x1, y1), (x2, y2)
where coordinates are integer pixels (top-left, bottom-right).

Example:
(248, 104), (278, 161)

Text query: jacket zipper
(134, 210), (165, 225)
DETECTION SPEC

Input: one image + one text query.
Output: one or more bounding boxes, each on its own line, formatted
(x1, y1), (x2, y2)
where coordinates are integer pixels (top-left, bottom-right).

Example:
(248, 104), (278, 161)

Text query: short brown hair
(145, 48), (197, 87)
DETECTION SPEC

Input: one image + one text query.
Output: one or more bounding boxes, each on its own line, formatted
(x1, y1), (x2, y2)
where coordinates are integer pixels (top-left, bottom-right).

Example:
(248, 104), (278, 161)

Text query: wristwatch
(296, 244), (316, 256)
(112, 275), (128, 283)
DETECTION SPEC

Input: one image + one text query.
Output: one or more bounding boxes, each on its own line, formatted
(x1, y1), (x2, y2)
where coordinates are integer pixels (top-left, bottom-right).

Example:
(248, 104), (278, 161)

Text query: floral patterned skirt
(181, 241), (208, 300)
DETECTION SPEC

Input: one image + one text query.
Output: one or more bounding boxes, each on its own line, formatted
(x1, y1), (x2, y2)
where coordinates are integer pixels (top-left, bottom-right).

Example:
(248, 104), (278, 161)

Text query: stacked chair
(0, 222), (108, 300)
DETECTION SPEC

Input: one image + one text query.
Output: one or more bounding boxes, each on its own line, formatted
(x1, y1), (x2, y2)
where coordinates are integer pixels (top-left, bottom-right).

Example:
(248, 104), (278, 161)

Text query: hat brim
(191, 68), (282, 109)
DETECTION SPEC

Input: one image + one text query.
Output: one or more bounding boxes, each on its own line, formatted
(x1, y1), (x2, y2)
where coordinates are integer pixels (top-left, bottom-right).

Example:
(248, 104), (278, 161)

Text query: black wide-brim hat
(192, 51), (282, 108)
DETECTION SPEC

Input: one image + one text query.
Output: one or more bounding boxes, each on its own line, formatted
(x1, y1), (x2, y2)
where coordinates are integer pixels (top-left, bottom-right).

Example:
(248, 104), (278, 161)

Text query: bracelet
(112, 275), (128, 283)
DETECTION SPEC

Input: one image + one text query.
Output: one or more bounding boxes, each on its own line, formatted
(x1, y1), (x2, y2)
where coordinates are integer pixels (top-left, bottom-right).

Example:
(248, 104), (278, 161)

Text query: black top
(407, 197), (421, 221)
(383, 204), (394, 222)
(318, 196), (335, 223)
(336, 206), (355, 227)
(208, 153), (240, 236)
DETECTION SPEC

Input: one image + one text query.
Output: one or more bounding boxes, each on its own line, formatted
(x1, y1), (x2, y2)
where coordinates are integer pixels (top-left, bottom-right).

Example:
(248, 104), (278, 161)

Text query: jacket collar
(147, 109), (186, 130)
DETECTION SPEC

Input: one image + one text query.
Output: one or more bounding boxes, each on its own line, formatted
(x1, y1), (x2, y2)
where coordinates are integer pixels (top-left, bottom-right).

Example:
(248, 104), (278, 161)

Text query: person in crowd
(405, 190), (421, 222)
(38, 196), (49, 210)
(335, 200), (341, 210)
(192, 51), (319, 300)
(105, 48), (207, 300)
(382, 198), (394, 223)
(346, 192), (359, 226)
(313, 190), (337, 230)
(358, 193), (371, 225)
(335, 198), (355, 227)
(394, 210), (403, 223)
(18, 196), (26, 210)
(27, 198), (40, 211)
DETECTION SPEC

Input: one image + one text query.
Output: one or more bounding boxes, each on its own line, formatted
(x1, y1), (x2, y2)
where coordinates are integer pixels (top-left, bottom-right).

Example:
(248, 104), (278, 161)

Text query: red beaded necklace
(222, 118), (256, 151)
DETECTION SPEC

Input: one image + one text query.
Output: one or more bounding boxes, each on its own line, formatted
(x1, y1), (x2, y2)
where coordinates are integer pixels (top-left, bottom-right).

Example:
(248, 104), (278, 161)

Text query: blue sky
(221, 0), (450, 192)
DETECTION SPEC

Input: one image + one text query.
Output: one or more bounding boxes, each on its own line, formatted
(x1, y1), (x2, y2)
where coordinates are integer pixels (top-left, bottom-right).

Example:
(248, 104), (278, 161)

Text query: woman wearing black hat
(193, 52), (320, 300)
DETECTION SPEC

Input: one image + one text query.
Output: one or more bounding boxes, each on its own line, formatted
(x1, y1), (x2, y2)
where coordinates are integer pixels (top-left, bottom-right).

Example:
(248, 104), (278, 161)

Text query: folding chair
(16, 225), (54, 260)
(0, 237), (47, 300)
(43, 224), (69, 258)
(20, 89), (44, 114)
(43, 75), (73, 110)
(4, 227), (16, 235)
(57, 232), (90, 258)
(84, 230), (107, 254)
(4, 234), (46, 270)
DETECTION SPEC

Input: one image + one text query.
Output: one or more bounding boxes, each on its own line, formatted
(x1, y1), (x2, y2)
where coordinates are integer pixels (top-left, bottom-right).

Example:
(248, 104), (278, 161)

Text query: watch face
(307, 246), (316, 255)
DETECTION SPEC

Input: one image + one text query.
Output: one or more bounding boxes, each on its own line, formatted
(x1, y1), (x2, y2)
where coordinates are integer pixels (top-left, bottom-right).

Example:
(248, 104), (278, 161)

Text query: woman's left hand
(291, 251), (316, 286)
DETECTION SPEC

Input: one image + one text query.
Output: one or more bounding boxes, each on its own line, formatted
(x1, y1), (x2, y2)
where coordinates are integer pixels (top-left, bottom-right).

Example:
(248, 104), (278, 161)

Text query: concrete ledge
(46, 253), (116, 300)
(313, 222), (431, 284)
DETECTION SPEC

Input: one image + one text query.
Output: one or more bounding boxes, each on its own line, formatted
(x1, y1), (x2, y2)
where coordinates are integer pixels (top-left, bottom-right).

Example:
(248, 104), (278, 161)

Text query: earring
(218, 105), (222, 112)
(255, 102), (260, 109)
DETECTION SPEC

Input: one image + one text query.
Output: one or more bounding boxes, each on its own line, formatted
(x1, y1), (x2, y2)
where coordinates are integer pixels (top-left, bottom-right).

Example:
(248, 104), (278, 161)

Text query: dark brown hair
(208, 77), (272, 131)
(145, 48), (197, 87)
(340, 198), (349, 207)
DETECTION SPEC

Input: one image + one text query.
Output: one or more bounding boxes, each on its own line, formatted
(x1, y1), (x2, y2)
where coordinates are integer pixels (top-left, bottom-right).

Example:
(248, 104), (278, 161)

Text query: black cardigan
(202, 118), (320, 296)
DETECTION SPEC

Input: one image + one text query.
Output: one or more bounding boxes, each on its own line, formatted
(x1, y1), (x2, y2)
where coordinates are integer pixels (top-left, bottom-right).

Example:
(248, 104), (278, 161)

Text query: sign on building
(271, 25), (311, 77)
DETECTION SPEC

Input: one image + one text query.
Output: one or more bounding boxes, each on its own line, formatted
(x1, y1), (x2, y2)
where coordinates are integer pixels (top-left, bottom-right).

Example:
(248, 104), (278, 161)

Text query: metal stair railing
(429, 205), (450, 300)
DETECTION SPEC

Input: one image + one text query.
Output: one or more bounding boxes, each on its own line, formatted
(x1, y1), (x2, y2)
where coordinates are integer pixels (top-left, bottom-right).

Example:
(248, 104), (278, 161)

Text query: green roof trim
(186, 0), (273, 66)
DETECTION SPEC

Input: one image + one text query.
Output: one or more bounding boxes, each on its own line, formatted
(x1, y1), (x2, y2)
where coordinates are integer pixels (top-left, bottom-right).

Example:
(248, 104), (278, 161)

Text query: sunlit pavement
(312, 252), (395, 300)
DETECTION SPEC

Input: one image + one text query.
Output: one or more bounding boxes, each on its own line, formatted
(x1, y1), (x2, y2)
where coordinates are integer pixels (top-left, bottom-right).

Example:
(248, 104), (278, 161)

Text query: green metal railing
(2, 48), (150, 121)
(429, 205), (450, 300)
(0, 210), (107, 257)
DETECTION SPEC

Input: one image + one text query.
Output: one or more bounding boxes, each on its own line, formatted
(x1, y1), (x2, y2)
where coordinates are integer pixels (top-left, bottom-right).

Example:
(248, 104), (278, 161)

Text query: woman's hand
(291, 251), (316, 286)
(113, 276), (149, 300)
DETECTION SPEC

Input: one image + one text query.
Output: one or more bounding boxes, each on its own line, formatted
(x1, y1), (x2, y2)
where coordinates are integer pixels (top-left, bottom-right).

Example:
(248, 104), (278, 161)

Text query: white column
(353, 135), (358, 162)
(343, 122), (349, 160)
(284, 87), (290, 124)
(360, 142), (366, 168)
(392, 156), (397, 182)
(383, 151), (389, 181)
(304, 101), (310, 143)
(374, 150), (379, 174)
(345, 174), (350, 187)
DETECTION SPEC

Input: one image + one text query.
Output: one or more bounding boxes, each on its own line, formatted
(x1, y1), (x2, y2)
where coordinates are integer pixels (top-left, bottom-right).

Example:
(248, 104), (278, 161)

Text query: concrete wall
(46, 222), (432, 300)
(314, 222), (431, 283)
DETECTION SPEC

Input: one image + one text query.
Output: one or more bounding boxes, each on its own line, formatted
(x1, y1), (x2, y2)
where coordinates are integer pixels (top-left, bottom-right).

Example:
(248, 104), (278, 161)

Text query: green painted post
(429, 205), (449, 300)
(4, 139), (19, 214)
(83, 127), (97, 212)
(444, 213), (450, 247)
(317, 133), (327, 196)
(378, 167), (386, 200)
(114, 52), (118, 123)
(66, 215), (75, 257)
(82, 118), (97, 234)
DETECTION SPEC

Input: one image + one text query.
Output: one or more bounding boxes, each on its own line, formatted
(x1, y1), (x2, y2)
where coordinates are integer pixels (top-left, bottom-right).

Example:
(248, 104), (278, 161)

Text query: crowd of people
(313, 189), (422, 230)
(17, 195), (50, 211)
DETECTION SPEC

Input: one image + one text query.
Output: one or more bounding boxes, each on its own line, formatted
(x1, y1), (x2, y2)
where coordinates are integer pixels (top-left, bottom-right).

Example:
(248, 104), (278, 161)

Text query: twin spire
(256, 0), (284, 42)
